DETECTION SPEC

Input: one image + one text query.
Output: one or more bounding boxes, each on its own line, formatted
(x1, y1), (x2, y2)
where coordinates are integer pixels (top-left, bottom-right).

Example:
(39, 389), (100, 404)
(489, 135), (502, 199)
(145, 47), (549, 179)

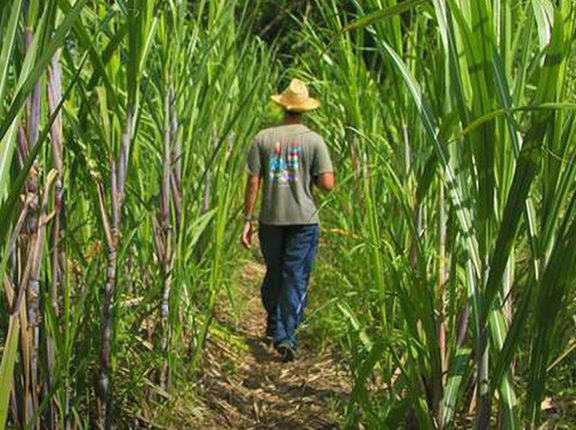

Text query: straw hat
(271, 79), (320, 112)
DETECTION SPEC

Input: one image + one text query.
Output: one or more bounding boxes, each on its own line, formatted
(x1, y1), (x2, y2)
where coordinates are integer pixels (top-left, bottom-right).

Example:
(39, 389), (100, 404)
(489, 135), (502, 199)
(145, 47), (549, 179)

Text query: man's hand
(241, 221), (253, 249)
(242, 174), (260, 249)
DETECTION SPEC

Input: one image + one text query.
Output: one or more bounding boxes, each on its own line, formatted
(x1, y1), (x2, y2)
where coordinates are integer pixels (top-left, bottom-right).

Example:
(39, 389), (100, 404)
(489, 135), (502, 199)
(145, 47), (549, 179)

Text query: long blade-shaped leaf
(0, 315), (20, 430)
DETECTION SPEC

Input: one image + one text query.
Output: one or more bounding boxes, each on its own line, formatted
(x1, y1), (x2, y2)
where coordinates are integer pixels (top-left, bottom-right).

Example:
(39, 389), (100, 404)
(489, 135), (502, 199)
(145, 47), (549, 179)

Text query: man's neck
(282, 112), (302, 126)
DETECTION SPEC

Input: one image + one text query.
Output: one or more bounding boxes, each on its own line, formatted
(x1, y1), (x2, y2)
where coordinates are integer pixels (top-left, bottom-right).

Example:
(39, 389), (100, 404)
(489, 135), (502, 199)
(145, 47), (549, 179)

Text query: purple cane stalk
(21, 25), (42, 427)
(96, 167), (119, 428)
(97, 236), (117, 428)
(25, 29), (41, 152)
(170, 173), (182, 228)
(17, 170), (58, 429)
(159, 87), (176, 389)
(47, 54), (64, 310)
(17, 126), (29, 168)
(97, 104), (134, 428)
(117, 106), (134, 215)
(110, 158), (119, 231)
(47, 51), (65, 429)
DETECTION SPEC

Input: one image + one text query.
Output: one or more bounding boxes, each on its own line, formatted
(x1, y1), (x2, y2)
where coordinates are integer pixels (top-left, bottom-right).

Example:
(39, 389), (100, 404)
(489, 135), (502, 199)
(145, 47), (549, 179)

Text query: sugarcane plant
(148, 2), (183, 390)
(90, 2), (158, 426)
(301, 0), (576, 428)
(0, 0), (275, 428)
(0, 1), (88, 428)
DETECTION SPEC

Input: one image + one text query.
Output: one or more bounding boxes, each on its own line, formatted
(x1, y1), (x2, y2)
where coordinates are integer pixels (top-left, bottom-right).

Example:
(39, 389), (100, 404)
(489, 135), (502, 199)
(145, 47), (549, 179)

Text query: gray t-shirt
(247, 124), (333, 225)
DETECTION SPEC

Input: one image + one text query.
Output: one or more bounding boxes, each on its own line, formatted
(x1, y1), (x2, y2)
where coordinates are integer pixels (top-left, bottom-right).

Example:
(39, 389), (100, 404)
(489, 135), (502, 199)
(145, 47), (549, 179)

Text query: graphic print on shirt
(269, 142), (302, 185)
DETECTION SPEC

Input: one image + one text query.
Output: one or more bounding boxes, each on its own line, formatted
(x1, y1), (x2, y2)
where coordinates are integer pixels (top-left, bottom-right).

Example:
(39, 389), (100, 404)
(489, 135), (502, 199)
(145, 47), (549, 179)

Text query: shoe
(275, 341), (296, 362)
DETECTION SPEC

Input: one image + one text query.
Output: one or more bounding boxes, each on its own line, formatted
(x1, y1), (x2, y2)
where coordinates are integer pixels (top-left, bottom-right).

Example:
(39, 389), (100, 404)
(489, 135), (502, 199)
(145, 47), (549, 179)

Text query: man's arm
(315, 172), (335, 191)
(243, 174), (261, 219)
(241, 174), (260, 248)
(311, 137), (334, 192)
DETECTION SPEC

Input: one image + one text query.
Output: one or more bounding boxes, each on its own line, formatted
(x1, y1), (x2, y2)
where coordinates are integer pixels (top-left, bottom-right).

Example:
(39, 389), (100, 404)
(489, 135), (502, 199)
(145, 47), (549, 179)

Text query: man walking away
(241, 79), (334, 362)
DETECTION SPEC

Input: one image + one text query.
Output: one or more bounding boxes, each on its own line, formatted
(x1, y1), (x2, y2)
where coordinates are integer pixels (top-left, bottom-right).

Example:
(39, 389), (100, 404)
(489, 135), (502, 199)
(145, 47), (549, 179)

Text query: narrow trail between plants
(198, 261), (351, 429)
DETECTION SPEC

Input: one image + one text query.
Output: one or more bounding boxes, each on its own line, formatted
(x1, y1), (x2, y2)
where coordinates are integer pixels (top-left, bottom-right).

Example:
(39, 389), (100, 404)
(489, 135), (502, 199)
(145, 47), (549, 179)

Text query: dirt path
(198, 261), (351, 429)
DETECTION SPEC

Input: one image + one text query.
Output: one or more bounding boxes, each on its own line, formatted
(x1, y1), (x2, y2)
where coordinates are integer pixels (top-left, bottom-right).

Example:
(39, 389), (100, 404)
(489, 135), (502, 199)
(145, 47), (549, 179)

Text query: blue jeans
(258, 223), (320, 349)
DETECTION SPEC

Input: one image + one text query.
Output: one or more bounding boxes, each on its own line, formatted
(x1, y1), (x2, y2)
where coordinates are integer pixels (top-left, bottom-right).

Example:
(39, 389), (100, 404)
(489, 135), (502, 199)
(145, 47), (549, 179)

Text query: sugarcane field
(1, 1), (576, 429)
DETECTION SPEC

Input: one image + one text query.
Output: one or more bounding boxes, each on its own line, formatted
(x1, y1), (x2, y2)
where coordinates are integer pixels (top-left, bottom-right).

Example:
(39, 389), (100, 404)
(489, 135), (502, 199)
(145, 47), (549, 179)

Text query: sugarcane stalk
(117, 106), (134, 219)
(23, 176), (39, 430)
(1, 276), (17, 424)
(159, 84), (181, 389)
(170, 172), (182, 227)
(158, 237), (173, 391)
(476, 328), (490, 429)
(456, 304), (471, 348)
(47, 52), (64, 316)
(97, 231), (117, 428)
(6, 193), (33, 428)
(202, 170), (211, 214)
(97, 104), (134, 429)
(158, 86), (172, 389)
(16, 169), (57, 429)
(9, 196), (34, 255)
(4, 268), (29, 428)
(26, 30), (41, 153)
(96, 171), (118, 429)
(110, 156), (119, 231)
(17, 126), (29, 168)
(47, 51), (64, 430)
(21, 21), (43, 427)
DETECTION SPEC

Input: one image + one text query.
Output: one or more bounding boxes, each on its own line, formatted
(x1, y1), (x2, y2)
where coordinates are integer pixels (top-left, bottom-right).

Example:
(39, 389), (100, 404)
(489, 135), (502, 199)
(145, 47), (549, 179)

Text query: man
(241, 79), (334, 362)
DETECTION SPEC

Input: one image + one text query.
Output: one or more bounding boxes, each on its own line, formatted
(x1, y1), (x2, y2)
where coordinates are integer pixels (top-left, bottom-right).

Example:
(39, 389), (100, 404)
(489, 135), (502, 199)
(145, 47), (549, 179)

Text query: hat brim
(271, 95), (320, 112)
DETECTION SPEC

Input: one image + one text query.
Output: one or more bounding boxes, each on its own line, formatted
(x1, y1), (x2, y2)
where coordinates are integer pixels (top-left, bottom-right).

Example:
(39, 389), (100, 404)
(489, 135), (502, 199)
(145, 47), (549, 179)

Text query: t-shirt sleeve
(312, 138), (333, 176)
(246, 139), (261, 176)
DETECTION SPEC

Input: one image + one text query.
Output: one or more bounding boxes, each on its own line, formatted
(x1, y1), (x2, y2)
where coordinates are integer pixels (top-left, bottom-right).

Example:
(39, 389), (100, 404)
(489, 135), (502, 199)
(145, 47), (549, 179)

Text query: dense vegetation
(0, 0), (575, 429)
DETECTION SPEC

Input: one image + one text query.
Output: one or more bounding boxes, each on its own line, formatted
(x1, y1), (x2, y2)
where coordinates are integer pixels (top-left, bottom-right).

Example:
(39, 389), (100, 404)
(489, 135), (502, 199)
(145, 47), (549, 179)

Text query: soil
(197, 261), (351, 429)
